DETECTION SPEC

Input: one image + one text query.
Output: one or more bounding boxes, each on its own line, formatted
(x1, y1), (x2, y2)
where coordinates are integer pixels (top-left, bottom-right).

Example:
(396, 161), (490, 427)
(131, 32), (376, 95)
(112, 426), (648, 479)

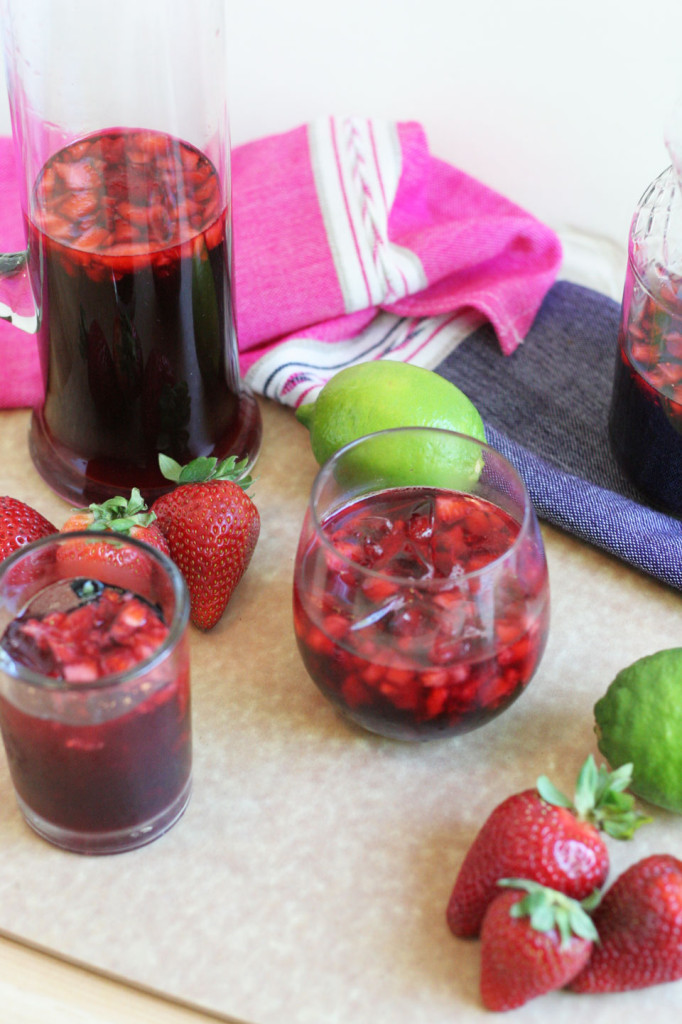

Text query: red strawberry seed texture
(480, 887), (595, 1011)
(569, 854), (682, 993)
(0, 496), (57, 562)
(447, 789), (608, 938)
(446, 757), (648, 938)
(57, 489), (171, 587)
(152, 467), (260, 631)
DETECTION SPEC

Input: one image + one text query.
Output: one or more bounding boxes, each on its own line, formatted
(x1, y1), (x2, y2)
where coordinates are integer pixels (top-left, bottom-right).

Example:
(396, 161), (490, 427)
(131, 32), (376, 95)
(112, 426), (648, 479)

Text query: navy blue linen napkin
(436, 280), (682, 590)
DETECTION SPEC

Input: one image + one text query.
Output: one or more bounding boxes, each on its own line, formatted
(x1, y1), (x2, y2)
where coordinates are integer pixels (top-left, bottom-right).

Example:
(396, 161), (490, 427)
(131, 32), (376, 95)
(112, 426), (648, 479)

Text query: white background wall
(1, 0), (681, 249)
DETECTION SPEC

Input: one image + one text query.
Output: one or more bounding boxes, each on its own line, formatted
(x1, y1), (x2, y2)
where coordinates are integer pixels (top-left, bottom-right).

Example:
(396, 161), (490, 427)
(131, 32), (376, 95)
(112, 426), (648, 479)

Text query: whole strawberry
(58, 488), (170, 583)
(0, 495), (57, 562)
(569, 854), (682, 993)
(447, 756), (649, 938)
(151, 454), (260, 630)
(480, 879), (599, 1011)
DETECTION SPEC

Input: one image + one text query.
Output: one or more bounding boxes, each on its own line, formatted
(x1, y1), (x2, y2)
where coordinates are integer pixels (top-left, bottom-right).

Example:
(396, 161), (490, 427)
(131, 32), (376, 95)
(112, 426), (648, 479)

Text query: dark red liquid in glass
(293, 488), (549, 740)
(0, 585), (191, 836)
(27, 128), (261, 505)
(609, 273), (682, 513)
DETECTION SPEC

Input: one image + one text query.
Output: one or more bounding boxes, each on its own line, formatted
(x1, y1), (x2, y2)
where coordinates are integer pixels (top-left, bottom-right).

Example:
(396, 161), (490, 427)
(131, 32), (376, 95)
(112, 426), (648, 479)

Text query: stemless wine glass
(293, 427), (550, 741)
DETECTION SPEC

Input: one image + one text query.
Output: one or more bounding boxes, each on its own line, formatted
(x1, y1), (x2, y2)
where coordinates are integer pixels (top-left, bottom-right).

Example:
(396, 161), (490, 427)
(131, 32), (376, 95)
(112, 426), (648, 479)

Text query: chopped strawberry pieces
(623, 285), (682, 401)
(2, 586), (168, 681)
(63, 660), (100, 683)
(32, 128), (224, 262)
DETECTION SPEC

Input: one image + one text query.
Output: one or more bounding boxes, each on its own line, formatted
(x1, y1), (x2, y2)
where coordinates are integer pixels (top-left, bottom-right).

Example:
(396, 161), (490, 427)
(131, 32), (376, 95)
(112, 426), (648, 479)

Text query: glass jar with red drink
(0, 0), (261, 505)
(609, 167), (682, 512)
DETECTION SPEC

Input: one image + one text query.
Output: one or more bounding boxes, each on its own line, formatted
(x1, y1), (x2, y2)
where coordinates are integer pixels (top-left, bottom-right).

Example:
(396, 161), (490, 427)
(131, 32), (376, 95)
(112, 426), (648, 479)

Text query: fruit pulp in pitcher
(293, 487), (549, 740)
(608, 273), (682, 512)
(27, 128), (261, 504)
(0, 582), (191, 835)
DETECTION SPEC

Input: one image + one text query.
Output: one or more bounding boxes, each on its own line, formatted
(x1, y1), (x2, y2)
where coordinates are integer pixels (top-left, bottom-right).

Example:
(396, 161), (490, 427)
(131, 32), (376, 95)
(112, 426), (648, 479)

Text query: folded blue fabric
(436, 280), (682, 590)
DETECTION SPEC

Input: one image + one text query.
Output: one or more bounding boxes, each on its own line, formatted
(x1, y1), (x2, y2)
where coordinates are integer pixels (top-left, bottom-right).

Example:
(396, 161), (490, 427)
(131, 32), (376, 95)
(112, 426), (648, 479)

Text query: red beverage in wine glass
(293, 429), (550, 741)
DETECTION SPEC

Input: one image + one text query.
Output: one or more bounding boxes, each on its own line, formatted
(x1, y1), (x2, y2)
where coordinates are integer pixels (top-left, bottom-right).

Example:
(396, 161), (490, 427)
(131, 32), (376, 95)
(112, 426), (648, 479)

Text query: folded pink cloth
(0, 118), (561, 409)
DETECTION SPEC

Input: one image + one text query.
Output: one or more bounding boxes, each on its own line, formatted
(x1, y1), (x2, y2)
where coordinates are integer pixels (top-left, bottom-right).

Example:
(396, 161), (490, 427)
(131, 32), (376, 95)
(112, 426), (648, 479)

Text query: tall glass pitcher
(0, 0), (261, 504)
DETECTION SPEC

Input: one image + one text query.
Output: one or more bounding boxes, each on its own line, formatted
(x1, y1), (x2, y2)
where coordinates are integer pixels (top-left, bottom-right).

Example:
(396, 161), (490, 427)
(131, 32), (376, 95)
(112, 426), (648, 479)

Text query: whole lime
(296, 361), (486, 489)
(594, 648), (682, 813)
(296, 360), (485, 465)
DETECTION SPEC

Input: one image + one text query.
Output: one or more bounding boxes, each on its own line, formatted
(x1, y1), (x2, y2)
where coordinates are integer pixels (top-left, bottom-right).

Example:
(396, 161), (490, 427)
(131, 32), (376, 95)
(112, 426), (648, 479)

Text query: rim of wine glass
(0, 530), (190, 692)
(307, 426), (540, 590)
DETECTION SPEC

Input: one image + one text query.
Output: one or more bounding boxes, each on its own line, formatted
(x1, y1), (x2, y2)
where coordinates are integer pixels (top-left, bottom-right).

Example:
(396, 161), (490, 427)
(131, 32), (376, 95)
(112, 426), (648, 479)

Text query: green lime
(594, 648), (682, 813)
(297, 361), (485, 463)
(296, 361), (486, 489)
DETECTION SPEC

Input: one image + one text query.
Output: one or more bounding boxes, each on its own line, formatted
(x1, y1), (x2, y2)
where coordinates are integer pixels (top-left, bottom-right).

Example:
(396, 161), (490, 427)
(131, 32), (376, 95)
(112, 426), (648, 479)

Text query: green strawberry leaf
(178, 457), (219, 483)
(158, 454), (187, 483)
(73, 487), (158, 535)
(579, 888), (602, 913)
(536, 755), (651, 839)
(573, 754), (600, 815)
(158, 453), (254, 489)
(598, 762), (635, 794)
(499, 878), (600, 948)
(212, 455), (251, 484)
(536, 775), (572, 808)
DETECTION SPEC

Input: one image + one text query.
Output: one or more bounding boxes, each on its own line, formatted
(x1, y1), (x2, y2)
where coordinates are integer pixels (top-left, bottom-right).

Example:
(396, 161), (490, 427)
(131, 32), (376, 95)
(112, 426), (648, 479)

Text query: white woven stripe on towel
(244, 308), (483, 408)
(308, 117), (427, 312)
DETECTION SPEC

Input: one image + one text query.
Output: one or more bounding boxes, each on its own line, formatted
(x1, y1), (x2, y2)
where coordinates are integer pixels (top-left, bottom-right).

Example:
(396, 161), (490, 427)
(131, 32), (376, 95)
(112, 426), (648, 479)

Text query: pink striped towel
(0, 117), (561, 410)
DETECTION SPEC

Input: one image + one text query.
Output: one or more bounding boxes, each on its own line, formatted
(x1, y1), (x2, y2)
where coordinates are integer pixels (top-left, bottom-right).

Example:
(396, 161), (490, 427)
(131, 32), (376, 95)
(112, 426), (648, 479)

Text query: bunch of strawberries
(446, 755), (682, 1010)
(0, 453), (260, 631)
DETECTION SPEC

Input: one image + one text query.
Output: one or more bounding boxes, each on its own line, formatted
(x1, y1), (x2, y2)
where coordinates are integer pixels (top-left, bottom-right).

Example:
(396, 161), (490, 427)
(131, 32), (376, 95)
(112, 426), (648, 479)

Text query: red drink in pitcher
(293, 486), (550, 741)
(27, 128), (261, 504)
(608, 166), (682, 513)
(609, 270), (682, 512)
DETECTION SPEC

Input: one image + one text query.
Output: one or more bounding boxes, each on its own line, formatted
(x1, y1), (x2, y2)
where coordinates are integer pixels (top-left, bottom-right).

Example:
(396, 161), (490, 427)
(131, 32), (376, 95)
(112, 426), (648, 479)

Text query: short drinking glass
(293, 428), (550, 741)
(0, 532), (191, 853)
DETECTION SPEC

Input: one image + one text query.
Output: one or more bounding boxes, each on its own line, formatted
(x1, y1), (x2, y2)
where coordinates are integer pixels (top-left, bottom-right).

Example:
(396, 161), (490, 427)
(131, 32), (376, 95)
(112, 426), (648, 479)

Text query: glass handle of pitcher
(0, 251), (38, 333)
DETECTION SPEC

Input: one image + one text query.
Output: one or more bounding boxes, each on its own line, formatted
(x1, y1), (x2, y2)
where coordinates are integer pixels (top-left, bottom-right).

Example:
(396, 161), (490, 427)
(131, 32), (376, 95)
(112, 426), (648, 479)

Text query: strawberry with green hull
(480, 880), (599, 1011)
(151, 455), (260, 630)
(0, 496), (57, 562)
(569, 854), (682, 993)
(447, 756), (650, 938)
(58, 488), (170, 585)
